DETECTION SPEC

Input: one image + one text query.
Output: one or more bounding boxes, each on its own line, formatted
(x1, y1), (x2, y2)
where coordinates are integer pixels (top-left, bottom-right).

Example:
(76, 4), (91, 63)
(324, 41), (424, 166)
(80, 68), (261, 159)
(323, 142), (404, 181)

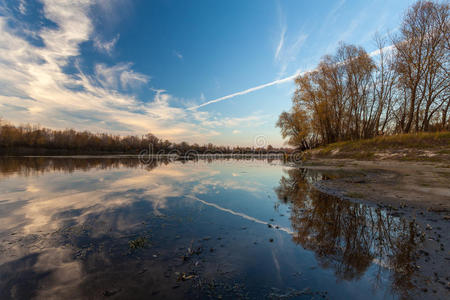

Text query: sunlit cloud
(94, 62), (148, 90)
(0, 0), (265, 144)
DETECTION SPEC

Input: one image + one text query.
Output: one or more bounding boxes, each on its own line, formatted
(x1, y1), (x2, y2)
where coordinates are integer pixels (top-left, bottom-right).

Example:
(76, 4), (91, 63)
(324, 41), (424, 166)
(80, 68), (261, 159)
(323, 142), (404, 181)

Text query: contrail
(188, 45), (394, 110)
(186, 195), (293, 235)
(188, 72), (303, 110)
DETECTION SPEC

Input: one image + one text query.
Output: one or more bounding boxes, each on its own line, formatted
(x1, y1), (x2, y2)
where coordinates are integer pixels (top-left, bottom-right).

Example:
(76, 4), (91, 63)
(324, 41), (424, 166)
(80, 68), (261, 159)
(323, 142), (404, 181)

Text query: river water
(0, 157), (421, 299)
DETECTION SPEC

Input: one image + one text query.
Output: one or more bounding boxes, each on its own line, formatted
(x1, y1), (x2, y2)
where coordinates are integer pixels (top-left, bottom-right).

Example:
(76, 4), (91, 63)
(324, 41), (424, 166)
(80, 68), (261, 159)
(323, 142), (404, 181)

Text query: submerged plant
(129, 237), (148, 249)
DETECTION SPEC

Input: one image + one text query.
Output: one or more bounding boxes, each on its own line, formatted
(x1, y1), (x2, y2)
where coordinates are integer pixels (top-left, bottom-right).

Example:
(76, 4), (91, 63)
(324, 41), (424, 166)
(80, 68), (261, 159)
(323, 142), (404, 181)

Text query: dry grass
(305, 132), (450, 161)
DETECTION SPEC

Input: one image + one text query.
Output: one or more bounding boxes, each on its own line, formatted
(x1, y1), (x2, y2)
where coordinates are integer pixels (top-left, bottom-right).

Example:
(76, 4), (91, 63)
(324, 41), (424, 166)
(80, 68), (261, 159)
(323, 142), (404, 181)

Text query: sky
(0, 0), (416, 147)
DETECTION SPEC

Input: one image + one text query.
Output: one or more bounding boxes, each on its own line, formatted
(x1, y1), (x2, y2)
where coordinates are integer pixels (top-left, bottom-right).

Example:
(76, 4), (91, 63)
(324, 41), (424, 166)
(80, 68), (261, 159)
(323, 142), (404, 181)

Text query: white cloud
(18, 0), (26, 15)
(94, 63), (148, 90)
(275, 32), (308, 78)
(273, 3), (308, 78)
(0, 0), (259, 144)
(173, 50), (183, 60)
(275, 25), (286, 61)
(93, 34), (119, 55)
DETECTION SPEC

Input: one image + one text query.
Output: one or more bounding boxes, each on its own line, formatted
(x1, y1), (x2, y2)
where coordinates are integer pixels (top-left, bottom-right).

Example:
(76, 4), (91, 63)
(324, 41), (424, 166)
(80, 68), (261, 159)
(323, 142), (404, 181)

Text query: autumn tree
(278, 1), (449, 149)
(393, 1), (449, 132)
(277, 107), (315, 150)
(282, 43), (376, 146)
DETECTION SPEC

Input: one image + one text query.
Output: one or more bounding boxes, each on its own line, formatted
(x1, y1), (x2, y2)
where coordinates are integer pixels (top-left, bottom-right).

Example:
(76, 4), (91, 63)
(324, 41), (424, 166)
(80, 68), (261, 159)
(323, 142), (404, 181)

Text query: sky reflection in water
(0, 157), (420, 299)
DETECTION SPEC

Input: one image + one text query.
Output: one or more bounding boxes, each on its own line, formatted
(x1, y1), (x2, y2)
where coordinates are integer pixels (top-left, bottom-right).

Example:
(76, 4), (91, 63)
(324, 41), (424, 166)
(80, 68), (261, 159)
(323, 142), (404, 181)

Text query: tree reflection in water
(0, 156), (167, 178)
(275, 168), (421, 298)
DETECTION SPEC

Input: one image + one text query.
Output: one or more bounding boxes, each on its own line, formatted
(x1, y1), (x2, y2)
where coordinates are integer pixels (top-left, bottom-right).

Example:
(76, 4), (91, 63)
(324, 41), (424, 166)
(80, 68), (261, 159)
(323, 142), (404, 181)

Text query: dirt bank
(303, 159), (450, 211)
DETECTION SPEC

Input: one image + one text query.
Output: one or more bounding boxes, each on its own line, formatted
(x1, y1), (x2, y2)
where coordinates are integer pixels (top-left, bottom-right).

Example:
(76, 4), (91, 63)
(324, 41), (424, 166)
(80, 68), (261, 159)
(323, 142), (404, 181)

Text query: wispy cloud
(198, 113), (269, 128)
(173, 50), (183, 60)
(94, 34), (120, 55)
(274, 3), (286, 62)
(0, 0), (249, 143)
(94, 63), (148, 90)
(274, 26), (285, 61)
(273, 3), (308, 78)
(274, 0), (285, 61)
(18, 0), (26, 15)
(336, 9), (367, 44)
(277, 33), (308, 76)
(326, 0), (347, 26)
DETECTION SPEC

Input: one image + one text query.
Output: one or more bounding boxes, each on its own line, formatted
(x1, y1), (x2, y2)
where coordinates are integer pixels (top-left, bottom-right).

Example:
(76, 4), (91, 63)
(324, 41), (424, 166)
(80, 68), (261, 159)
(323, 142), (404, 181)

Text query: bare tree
(393, 1), (449, 132)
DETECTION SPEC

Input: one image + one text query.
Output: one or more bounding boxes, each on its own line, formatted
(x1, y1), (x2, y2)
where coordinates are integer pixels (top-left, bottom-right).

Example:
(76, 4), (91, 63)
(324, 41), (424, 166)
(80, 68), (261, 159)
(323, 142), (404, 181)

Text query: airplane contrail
(188, 45), (394, 110)
(186, 195), (293, 234)
(187, 71), (304, 110)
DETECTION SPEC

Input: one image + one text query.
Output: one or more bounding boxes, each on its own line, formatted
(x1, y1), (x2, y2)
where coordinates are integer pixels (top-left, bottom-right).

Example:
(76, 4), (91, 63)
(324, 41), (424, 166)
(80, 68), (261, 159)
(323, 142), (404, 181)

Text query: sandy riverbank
(303, 159), (450, 211)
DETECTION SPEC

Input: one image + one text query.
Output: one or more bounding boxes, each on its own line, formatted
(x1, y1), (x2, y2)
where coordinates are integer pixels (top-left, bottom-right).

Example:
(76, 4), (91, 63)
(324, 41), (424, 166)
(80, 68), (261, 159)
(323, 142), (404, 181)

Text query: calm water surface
(0, 157), (421, 299)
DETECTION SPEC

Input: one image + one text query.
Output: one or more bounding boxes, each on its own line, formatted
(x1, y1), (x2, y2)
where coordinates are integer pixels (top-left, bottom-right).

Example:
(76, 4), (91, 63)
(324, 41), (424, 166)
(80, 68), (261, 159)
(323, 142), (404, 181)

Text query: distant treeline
(0, 156), (287, 179)
(0, 120), (291, 155)
(0, 157), (162, 179)
(278, 1), (449, 150)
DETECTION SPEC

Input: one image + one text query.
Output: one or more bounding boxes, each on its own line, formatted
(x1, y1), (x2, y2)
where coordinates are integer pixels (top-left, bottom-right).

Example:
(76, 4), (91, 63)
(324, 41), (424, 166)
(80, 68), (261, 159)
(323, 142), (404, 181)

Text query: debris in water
(103, 288), (121, 297)
(128, 237), (148, 249)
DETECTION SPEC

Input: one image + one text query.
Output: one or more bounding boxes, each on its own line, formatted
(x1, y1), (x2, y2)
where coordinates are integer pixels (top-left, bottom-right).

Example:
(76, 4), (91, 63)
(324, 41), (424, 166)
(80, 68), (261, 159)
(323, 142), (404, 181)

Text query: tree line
(0, 119), (291, 155)
(277, 1), (449, 150)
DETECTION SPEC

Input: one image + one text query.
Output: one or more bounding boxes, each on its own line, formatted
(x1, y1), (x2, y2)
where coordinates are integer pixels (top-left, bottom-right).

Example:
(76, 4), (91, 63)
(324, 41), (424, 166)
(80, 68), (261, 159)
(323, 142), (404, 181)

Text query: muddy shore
(301, 158), (450, 299)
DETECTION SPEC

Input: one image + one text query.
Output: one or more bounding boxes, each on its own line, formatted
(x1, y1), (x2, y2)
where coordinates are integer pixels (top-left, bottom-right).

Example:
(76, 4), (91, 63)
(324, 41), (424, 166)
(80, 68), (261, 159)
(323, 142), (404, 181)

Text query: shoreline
(301, 158), (450, 299)
(302, 158), (450, 211)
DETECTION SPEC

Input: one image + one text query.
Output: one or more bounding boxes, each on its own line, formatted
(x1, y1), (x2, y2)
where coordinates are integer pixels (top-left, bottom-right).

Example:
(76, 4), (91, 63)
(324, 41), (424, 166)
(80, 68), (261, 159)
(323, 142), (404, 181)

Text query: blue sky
(0, 0), (415, 146)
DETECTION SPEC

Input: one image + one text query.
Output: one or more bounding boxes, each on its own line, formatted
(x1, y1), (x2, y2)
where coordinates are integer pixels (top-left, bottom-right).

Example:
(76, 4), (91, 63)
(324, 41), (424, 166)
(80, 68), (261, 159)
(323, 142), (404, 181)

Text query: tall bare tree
(393, 1), (449, 132)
